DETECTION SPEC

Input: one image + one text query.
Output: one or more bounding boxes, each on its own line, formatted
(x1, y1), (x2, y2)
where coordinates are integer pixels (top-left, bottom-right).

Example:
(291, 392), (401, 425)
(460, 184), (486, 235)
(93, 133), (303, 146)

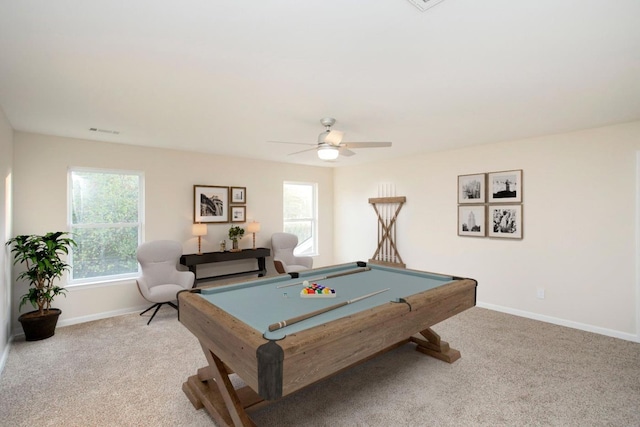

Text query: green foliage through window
(69, 169), (143, 282)
(283, 182), (317, 256)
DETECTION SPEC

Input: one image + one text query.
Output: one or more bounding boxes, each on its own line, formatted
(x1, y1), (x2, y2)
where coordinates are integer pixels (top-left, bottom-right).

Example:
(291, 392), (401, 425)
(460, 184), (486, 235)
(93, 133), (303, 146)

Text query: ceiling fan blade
(341, 141), (392, 149)
(268, 140), (316, 146)
(325, 130), (344, 146)
(269, 118), (390, 161)
(339, 147), (356, 157)
(287, 147), (318, 156)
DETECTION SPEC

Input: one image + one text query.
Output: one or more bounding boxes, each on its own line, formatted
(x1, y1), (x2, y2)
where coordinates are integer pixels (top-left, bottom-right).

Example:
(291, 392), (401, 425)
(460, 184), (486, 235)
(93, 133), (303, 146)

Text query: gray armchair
(136, 240), (195, 325)
(271, 232), (313, 274)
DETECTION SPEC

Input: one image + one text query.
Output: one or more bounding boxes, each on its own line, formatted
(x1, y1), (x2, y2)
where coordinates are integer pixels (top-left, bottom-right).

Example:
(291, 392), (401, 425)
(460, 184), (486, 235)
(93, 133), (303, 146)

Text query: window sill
(66, 276), (138, 290)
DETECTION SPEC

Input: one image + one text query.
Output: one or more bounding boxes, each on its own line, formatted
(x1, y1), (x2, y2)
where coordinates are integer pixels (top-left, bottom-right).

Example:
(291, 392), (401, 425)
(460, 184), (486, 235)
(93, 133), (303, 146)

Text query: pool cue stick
(390, 201), (396, 263)
(268, 288), (390, 332)
(276, 267), (371, 289)
(376, 205), (380, 261)
(386, 184), (390, 262)
(383, 184), (387, 262)
(386, 185), (390, 262)
(384, 184), (387, 261)
(377, 186), (381, 262)
(385, 206), (389, 262)
(392, 201), (397, 263)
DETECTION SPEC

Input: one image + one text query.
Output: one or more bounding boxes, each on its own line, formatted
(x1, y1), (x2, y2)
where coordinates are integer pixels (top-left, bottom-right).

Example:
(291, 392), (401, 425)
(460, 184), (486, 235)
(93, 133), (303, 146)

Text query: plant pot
(230, 240), (241, 252)
(18, 308), (62, 341)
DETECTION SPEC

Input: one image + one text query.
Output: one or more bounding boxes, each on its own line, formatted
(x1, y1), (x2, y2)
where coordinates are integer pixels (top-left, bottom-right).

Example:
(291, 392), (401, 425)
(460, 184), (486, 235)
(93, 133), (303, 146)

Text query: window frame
(283, 181), (318, 257)
(67, 167), (145, 286)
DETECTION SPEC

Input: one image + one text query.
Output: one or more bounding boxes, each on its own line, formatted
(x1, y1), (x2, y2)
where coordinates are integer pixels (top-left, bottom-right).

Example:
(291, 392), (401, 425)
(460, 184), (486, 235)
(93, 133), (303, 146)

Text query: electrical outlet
(536, 288), (545, 299)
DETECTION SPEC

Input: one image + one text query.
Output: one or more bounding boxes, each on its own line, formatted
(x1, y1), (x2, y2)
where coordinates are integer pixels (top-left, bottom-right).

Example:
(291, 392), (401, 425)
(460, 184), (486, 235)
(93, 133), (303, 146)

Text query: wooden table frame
(179, 272), (477, 426)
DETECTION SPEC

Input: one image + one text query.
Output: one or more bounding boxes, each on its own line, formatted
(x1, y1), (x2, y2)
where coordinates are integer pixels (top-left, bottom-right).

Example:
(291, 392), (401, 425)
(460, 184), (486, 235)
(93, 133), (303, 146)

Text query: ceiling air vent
(89, 127), (120, 135)
(407, 0), (446, 12)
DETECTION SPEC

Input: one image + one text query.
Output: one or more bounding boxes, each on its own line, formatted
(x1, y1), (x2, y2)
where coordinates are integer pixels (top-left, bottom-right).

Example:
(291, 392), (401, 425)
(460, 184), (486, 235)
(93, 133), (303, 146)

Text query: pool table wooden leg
(181, 343), (263, 426)
(410, 327), (461, 363)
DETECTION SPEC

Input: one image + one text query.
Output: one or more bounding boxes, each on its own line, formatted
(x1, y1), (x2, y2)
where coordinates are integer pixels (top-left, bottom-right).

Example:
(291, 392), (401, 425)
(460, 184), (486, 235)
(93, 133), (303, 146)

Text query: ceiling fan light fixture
(317, 145), (339, 161)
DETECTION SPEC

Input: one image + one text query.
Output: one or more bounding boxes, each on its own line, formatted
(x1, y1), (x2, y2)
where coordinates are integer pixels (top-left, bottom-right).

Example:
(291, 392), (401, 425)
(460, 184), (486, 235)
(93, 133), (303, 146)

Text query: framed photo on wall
(230, 206), (246, 223)
(488, 169), (522, 203)
(230, 186), (246, 204)
(458, 205), (486, 237)
(458, 173), (486, 204)
(488, 204), (522, 239)
(194, 185), (229, 223)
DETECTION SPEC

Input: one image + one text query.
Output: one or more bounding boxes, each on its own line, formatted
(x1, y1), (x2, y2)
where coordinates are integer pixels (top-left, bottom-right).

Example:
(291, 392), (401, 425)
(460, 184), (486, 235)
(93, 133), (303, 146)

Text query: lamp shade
(192, 223), (207, 236)
(317, 145), (339, 161)
(247, 221), (261, 233)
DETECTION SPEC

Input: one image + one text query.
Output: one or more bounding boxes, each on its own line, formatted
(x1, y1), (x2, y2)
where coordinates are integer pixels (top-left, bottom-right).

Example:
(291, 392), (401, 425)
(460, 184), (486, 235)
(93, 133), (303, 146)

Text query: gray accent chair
(136, 240), (195, 325)
(271, 232), (313, 274)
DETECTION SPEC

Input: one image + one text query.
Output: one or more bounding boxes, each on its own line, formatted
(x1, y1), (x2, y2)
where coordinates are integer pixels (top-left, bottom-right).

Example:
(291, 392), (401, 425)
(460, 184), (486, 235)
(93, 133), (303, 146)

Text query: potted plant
(6, 231), (77, 341)
(228, 226), (245, 252)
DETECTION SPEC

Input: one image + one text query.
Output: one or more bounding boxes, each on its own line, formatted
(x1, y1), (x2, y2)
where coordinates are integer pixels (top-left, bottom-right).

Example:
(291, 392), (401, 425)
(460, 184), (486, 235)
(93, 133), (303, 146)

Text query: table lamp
(247, 221), (261, 250)
(192, 223), (207, 254)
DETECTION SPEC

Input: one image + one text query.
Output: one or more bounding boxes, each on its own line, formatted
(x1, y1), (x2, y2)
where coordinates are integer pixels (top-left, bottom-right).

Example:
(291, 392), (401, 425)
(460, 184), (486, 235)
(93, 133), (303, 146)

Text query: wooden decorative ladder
(368, 195), (406, 268)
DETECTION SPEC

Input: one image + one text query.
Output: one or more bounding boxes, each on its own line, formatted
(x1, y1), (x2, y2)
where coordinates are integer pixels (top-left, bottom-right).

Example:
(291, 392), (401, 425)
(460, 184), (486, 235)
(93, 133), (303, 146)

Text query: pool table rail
(179, 291), (267, 387)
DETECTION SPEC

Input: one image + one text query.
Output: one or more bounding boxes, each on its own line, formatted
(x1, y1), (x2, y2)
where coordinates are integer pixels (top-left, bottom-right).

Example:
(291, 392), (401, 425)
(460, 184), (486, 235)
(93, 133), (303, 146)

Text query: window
(68, 168), (144, 283)
(283, 181), (317, 256)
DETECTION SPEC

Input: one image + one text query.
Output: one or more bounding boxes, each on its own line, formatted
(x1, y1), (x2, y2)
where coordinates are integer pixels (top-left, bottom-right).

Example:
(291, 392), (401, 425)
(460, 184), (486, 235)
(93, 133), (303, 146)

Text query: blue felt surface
(198, 263), (454, 340)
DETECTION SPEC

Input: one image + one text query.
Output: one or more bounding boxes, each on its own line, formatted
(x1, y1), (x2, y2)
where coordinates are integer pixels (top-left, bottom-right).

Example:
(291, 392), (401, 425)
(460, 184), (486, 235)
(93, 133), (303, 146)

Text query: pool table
(178, 261), (477, 426)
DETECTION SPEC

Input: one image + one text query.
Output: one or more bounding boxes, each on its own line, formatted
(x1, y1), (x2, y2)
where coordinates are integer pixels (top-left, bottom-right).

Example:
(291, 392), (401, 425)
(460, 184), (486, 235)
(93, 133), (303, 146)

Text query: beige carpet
(1, 306), (639, 426)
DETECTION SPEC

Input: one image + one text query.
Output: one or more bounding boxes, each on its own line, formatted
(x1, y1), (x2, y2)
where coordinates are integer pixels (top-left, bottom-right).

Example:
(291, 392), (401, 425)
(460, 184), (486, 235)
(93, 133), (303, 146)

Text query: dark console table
(180, 248), (271, 286)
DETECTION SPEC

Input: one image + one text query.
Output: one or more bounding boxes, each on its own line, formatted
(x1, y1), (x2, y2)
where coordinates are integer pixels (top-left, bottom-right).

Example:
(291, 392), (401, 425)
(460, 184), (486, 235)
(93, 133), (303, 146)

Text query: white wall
(0, 107), (13, 370)
(8, 122), (640, 342)
(334, 121), (640, 342)
(11, 132), (334, 333)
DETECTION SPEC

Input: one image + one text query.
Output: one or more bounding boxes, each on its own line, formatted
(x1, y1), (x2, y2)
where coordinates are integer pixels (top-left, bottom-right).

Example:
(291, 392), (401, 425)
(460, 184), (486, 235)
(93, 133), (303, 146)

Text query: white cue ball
(302, 280), (309, 287)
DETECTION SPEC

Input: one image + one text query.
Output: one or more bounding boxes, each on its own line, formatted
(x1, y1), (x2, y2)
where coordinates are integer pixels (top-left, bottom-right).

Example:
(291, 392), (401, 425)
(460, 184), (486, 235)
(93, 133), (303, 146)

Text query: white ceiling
(1, 0), (639, 167)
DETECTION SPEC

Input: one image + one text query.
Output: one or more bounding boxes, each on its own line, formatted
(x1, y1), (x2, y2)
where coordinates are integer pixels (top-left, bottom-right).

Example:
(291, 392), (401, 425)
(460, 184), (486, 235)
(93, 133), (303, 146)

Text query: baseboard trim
(56, 305), (149, 328)
(11, 305), (149, 338)
(477, 301), (639, 343)
(9, 301), (638, 344)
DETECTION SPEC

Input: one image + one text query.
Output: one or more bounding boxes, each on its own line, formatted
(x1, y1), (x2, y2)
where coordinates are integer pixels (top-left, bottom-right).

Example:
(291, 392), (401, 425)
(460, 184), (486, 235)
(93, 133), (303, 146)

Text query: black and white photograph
(230, 186), (246, 204)
(230, 205), (246, 223)
(488, 204), (522, 239)
(458, 173), (486, 204)
(194, 185), (229, 223)
(458, 205), (486, 237)
(488, 169), (522, 203)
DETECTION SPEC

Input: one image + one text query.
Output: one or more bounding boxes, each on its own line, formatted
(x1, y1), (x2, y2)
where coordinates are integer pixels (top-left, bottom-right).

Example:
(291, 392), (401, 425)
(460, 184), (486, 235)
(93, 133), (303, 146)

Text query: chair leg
(140, 301), (179, 325)
(146, 303), (164, 325)
(140, 303), (160, 316)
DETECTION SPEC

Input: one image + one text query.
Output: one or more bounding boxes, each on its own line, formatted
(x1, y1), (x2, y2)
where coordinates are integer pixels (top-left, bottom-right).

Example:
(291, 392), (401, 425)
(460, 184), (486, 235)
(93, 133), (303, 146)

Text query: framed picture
(458, 205), (486, 237)
(230, 206), (246, 223)
(230, 186), (246, 204)
(194, 185), (229, 223)
(488, 204), (523, 239)
(458, 173), (486, 204)
(488, 170), (522, 203)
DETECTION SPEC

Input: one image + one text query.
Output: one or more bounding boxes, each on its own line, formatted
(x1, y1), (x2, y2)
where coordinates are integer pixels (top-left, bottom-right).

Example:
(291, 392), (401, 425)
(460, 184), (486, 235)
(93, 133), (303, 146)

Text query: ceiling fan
(268, 117), (392, 161)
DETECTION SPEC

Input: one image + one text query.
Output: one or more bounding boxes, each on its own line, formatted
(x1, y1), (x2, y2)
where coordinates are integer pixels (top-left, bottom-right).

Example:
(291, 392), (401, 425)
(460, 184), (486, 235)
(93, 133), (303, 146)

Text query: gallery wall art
(457, 170), (523, 239)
